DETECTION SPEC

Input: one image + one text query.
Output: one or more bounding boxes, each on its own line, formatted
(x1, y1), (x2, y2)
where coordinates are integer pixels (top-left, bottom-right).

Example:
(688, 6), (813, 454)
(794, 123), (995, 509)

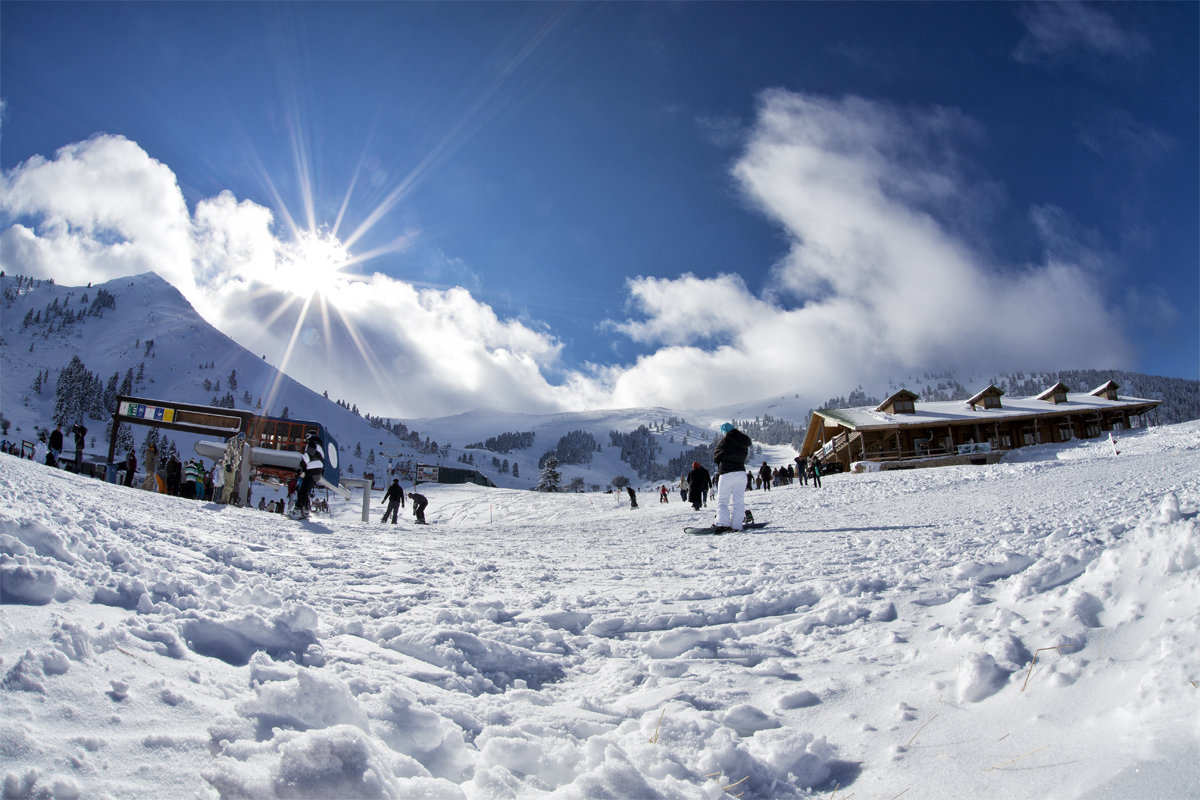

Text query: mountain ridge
(3, 271), (1195, 490)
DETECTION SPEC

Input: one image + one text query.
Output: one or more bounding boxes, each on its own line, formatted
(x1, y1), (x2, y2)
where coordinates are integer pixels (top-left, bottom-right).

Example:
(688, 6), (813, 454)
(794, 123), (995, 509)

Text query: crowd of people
(6, 419), (440, 525)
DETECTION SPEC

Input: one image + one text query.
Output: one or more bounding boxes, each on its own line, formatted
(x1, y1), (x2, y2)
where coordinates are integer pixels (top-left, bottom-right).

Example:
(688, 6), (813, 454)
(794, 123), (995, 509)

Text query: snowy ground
(1, 422), (1198, 800)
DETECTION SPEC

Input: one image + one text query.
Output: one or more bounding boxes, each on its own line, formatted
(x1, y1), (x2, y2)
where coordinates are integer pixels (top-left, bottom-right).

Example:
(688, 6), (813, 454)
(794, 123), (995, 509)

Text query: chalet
(800, 380), (1161, 472)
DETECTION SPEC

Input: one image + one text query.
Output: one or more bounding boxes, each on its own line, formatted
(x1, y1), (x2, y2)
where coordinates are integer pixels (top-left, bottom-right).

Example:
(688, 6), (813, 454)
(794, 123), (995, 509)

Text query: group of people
(7, 423), (90, 470)
(680, 423), (828, 532)
(380, 478), (429, 524)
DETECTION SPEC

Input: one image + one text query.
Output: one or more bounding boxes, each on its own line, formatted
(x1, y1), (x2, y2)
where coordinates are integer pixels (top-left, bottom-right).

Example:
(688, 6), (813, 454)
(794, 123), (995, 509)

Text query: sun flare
(279, 229), (351, 298)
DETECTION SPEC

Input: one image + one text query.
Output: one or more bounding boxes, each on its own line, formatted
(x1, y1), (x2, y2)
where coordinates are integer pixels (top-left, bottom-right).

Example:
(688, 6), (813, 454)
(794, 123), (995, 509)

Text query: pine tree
(533, 456), (562, 492)
(54, 355), (91, 426)
(113, 422), (135, 457)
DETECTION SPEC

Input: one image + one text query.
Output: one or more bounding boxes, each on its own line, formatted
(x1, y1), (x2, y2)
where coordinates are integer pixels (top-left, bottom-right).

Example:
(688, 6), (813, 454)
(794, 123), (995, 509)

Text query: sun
(279, 228), (352, 298)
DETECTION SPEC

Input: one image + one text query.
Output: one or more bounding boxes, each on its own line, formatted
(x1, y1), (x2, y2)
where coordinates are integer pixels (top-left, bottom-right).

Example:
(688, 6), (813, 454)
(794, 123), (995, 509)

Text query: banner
(416, 464), (439, 484)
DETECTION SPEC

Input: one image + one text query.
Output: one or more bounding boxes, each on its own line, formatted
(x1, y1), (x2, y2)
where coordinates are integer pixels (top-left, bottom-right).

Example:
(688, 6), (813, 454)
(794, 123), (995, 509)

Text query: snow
(2, 422), (1199, 799)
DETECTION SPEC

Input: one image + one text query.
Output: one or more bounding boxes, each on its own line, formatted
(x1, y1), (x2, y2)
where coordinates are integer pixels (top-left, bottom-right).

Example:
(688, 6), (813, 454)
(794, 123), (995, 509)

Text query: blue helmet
(719, 422), (734, 434)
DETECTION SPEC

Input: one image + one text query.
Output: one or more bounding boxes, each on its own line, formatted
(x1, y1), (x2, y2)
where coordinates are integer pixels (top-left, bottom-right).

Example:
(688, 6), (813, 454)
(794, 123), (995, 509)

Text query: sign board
(119, 400), (175, 424)
(957, 442), (991, 455)
(416, 464), (439, 484)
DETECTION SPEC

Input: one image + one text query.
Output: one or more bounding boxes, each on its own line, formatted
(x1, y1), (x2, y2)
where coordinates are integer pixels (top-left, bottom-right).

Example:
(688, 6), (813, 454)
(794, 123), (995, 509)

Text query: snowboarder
(410, 492), (429, 524)
(712, 423), (751, 532)
(810, 457), (823, 489)
(381, 479), (405, 524)
(686, 461), (711, 511)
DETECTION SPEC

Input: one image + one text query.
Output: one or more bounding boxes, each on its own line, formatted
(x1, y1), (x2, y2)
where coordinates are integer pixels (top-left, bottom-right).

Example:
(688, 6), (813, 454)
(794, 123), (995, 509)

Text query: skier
(659, 485), (669, 503)
(712, 423), (751, 532)
(381, 479), (406, 524)
(686, 461), (711, 511)
(410, 492), (429, 524)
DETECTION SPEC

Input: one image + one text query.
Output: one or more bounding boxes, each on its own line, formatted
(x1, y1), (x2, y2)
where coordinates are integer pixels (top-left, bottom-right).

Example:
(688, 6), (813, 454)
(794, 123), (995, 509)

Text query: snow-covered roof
(816, 390), (1160, 431)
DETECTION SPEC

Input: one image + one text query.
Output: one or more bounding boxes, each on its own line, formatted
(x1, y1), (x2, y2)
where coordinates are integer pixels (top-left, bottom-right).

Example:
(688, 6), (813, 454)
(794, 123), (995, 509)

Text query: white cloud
(0, 135), (194, 288)
(1014, 2), (1151, 65)
(0, 134), (596, 417)
(603, 90), (1135, 408)
(0, 111), (1140, 419)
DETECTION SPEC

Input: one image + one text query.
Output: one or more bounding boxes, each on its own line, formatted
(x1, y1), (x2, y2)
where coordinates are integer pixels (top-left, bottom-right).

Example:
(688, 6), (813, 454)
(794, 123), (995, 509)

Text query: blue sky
(1, 1), (1195, 417)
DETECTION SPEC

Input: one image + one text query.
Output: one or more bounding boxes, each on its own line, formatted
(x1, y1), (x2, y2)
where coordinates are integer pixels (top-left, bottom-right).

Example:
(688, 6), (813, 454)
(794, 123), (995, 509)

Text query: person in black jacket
(686, 461), (711, 511)
(48, 424), (64, 467)
(381, 479), (405, 524)
(294, 433), (324, 519)
(410, 492), (429, 524)
(712, 423), (751, 531)
(72, 423), (87, 472)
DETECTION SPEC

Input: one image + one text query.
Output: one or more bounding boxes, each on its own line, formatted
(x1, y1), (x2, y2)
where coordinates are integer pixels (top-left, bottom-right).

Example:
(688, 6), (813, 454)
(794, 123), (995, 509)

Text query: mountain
(3, 272), (1196, 492)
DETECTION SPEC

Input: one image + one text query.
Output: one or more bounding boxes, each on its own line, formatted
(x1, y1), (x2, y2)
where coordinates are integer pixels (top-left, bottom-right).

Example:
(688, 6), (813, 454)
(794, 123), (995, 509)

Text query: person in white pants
(712, 422), (752, 532)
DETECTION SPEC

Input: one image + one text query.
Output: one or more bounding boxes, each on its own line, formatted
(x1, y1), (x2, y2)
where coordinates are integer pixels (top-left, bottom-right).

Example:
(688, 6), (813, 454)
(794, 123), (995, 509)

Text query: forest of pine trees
(465, 431), (536, 453)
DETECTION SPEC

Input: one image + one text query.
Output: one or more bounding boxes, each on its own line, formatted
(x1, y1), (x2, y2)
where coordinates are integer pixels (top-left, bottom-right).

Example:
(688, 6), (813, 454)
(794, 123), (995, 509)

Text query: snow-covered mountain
(0, 272), (799, 491)
(2, 272), (1195, 494)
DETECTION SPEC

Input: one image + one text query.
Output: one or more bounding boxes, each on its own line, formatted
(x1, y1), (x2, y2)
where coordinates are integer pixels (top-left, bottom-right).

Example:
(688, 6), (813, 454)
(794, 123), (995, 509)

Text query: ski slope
(1, 422), (1197, 799)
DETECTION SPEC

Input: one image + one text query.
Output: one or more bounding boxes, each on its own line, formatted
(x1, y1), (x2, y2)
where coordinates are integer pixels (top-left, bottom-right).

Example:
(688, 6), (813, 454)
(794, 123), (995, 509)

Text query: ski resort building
(800, 380), (1161, 472)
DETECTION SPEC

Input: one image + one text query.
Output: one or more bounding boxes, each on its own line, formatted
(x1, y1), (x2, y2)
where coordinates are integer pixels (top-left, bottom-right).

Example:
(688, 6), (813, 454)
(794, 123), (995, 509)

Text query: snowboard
(684, 522), (768, 535)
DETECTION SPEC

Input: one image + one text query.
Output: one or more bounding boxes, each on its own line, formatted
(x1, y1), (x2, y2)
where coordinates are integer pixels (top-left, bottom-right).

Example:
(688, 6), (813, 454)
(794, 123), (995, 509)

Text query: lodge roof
(811, 387), (1160, 433)
(875, 389), (920, 414)
(1036, 381), (1071, 403)
(966, 384), (1005, 409)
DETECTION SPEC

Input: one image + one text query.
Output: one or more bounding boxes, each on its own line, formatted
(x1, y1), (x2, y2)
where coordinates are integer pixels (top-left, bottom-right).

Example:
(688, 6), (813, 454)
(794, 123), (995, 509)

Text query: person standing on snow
(124, 450), (137, 486)
(758, 461), (773, 491)
(48, 424), (64, 467)
(71, 423), (87, 472)
(686, 461), (711, 511)
(294, 432), (324, 518)
(712, 423), (751, 532)
(381, 479), (406, 524)
(794, 455), (808, 486)
(212, 460), (227, 503)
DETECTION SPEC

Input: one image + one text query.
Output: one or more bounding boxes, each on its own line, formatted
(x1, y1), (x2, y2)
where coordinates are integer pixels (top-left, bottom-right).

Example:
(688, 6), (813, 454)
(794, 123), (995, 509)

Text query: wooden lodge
(800, 379), (1161, 473)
